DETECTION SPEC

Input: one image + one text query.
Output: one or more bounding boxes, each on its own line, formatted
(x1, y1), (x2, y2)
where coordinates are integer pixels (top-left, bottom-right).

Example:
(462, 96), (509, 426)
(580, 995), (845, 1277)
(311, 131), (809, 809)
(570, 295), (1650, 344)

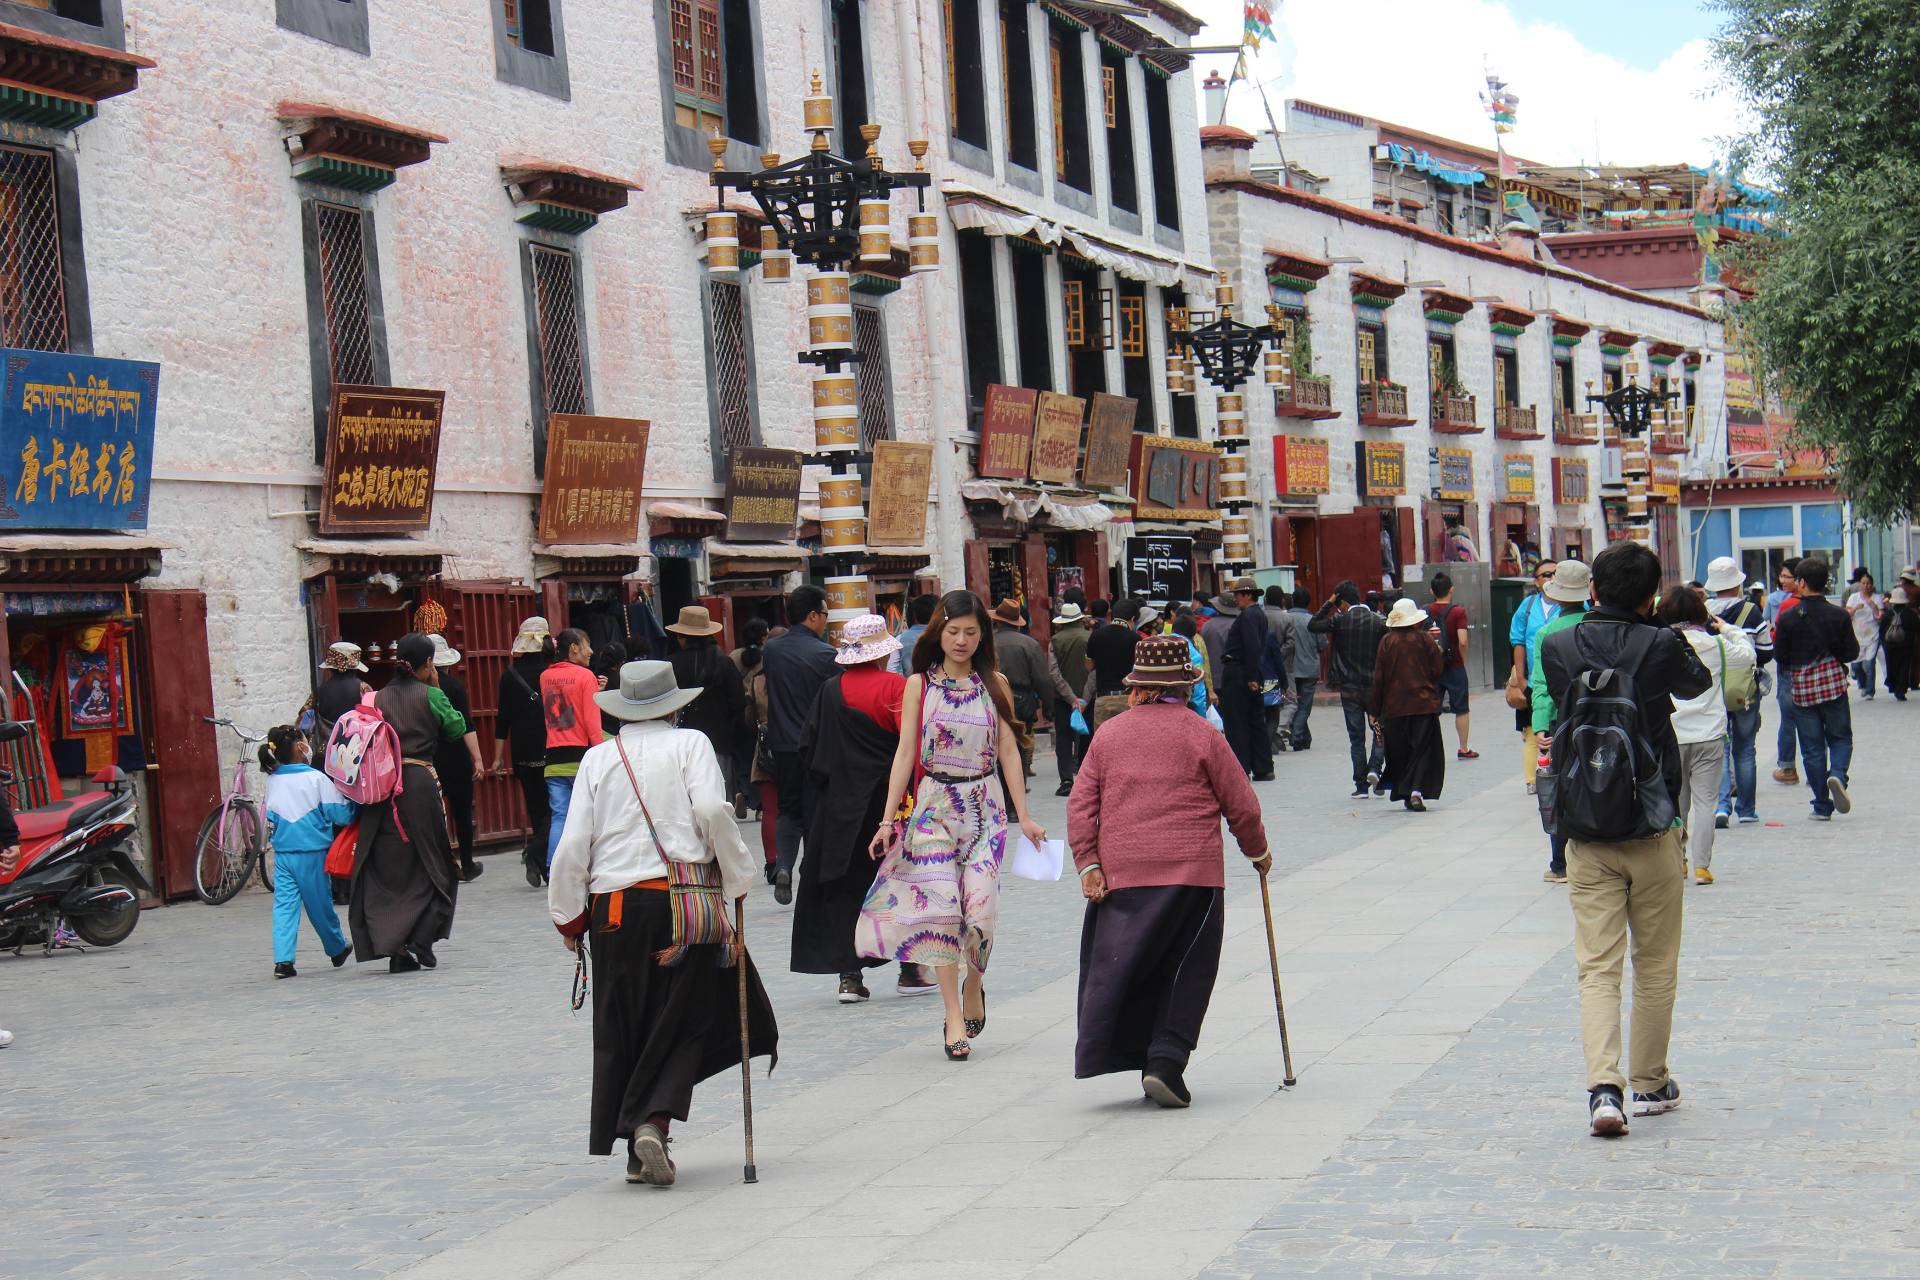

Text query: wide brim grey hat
(1544, 559), (1594, 604)
(594, 660), (702, 721)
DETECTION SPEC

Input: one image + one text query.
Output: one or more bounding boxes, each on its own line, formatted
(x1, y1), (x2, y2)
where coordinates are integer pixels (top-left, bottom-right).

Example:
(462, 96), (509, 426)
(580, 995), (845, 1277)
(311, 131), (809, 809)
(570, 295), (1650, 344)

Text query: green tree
(1713, 0), (1920, 522)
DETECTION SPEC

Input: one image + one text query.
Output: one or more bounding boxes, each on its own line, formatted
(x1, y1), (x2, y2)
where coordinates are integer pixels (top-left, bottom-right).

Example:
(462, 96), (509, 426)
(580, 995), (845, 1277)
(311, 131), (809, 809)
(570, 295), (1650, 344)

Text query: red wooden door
(138, 590), (221, 900)
(963, 540), (990, 601)
(1022, 537), (1052, 647)
(1319, 510), (1384, 596)
(1422, 500), (1445, 563)
(431, 581), (540, 844)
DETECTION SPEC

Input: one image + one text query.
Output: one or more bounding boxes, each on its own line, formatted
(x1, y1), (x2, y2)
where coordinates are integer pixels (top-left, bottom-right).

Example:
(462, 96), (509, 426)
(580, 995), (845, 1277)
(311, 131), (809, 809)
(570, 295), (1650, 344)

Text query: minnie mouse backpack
(324, 691), (405, 806)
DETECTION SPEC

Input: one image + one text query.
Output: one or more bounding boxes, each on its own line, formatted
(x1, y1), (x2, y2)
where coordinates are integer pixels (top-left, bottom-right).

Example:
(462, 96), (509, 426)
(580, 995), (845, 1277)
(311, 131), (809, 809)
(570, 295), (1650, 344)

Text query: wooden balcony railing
(1358, 380), (1415, 427)
(1551, 410), (1601, 445)
(1431, 391), (1480, 433)
(1274, 372), (1339, 421)
(1650, 429), (1689, 455)
(1495, 404), (1542, 439)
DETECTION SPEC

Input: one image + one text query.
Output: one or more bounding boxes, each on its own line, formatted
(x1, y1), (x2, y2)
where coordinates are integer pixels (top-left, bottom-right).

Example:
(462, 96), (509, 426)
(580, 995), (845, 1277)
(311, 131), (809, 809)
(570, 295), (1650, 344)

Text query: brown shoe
(1772, 766), (1799, 784)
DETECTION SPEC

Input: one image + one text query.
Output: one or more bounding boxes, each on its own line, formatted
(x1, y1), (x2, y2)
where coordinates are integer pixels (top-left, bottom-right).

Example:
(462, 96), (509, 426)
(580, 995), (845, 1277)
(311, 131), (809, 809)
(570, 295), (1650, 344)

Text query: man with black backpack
(1427, 572), (1474, 759)
(1540, 542), (1711, 1138)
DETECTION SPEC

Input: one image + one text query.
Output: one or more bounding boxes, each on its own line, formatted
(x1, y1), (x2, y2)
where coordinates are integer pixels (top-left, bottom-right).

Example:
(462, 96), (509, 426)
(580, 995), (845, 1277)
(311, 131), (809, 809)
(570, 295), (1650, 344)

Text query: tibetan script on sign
(1125, 535), (1193, 607)
(1272, 435), (1329, 496)
(868, 440), (934, 548)
(1501, 453), (1536, 502)
(320, 385), (446, 535)
(0, 349), (160, 532)
(1651, 457), (1681, 500)
(539, 414), (649, 545)
(723, 447), (803, 542)
(1029, 392), (1085, 485)
(1356, 440), (1406, 497)
(1429, 446), (1474, 501)
(1130, 436), (1221, 519)
(1080, 392), (1136, 491)
(978, 383), (1037, 479)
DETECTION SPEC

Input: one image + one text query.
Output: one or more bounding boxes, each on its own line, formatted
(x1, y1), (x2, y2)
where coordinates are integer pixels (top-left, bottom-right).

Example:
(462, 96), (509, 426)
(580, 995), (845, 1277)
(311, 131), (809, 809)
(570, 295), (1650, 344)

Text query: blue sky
(1504, 0), (1723, 69)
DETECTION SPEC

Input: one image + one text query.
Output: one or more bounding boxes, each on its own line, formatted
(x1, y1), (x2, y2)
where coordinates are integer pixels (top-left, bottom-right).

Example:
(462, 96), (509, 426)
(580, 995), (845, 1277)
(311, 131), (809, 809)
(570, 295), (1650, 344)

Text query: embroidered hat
(1384, 598), (1430, 628)
(1123, 634), (1198, 689)
(428, 633), (462, 667)
(320, 641), (368, 673)
(594, 660), (702, 721)
(835, 614), (902, 665)
(510, 616), (551, 655)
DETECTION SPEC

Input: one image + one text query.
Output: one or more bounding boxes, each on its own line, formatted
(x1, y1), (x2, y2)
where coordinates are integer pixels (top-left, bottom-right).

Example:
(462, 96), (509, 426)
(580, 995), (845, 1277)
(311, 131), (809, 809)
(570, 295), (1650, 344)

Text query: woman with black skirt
(1881, 581), (1919, 700)
(1370, 599), (1447, 811)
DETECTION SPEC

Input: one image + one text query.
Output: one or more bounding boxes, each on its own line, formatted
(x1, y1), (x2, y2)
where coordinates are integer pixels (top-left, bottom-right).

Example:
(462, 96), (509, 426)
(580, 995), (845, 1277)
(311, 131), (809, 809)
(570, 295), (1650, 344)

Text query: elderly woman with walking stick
(1068, 636), (1272, 1108)
(548, 661), (778, 1188)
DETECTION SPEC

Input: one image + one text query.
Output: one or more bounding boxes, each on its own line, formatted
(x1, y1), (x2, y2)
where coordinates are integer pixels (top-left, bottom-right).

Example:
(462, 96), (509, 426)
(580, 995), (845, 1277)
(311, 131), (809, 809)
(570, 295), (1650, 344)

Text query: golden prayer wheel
(908, 213), (939, 272)
(704, 211), (739, 274)
(759, 225), (791, 282)
(859, 197), (892, 262)
(812, 371), (860, 453)
(807, 271), (854, 353)
(1215, 393), (1246, 439)
(819, 474), (862, 510)
(1264, 348), (1287, 384)
(803, 72), (834, 133)
(819, 509), (867, 553)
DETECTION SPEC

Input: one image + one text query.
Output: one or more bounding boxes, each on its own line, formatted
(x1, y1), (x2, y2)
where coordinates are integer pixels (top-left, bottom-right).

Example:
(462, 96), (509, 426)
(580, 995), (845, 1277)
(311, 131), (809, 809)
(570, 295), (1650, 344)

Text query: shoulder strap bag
(614, 735), (737, 969)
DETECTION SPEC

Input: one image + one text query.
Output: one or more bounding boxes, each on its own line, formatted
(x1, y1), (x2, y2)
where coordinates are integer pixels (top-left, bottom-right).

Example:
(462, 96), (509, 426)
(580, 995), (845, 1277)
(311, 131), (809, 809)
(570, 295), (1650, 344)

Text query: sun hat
(666, 605), (725, 637)
(1136, 603), (1161, 629)
(1052, 602), (1085, 625)
(427, 633), (462, 667)
(320, 641), (368, 673)
(594, 660), (702, 722)
(1122, 634), (1198, 689)
(835, 614), (902, 666)
(1384, 598), (1429, 629)
(1704, 556), (1746, 593)
(510, 616), (551, 656)
(1543, 559), (1594, 604)
(1228, 576), (1258, 595)
(990, 597), (1027, 626)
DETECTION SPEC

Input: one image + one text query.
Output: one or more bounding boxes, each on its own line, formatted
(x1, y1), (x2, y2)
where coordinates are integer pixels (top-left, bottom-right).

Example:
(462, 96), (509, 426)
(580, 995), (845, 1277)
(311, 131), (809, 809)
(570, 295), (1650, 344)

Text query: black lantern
(1180, 309), (1279, 392)
(1586, 374), (1676, 438)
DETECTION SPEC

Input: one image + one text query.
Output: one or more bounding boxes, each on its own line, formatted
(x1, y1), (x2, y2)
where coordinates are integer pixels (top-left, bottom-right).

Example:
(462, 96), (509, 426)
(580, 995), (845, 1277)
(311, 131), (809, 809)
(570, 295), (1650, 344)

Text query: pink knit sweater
(1066, 700), (1269, 890)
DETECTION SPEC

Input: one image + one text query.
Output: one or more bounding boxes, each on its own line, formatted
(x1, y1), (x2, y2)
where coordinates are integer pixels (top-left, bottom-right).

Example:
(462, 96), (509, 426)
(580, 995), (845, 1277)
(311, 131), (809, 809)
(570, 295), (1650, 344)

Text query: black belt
(926, 768), (995, 784)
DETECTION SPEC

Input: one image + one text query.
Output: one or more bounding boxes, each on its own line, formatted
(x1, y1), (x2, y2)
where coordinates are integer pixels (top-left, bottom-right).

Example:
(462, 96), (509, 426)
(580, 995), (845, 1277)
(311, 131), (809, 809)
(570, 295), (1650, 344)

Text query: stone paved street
(3, 691), (1915, 1279)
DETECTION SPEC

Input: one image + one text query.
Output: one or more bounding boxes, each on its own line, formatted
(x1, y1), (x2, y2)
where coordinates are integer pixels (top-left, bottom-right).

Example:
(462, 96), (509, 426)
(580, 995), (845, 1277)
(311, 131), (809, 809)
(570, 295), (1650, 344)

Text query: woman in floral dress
(860, 591), (1046, 1059)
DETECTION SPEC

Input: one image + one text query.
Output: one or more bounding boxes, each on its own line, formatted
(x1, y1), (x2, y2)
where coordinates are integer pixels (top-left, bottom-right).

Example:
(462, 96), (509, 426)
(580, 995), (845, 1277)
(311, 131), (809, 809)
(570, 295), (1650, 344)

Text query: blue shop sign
(0, 348), (160, 531)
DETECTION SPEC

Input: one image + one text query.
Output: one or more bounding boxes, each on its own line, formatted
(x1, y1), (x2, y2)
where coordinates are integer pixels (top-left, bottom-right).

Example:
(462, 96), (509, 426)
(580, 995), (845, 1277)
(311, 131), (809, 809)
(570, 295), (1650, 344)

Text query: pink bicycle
(193, 717), (274, 905)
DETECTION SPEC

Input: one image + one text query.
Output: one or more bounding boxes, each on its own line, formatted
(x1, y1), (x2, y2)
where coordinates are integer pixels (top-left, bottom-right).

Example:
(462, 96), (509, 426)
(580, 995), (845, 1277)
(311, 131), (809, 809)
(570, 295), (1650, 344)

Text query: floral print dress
(857, 672), (1007, 972)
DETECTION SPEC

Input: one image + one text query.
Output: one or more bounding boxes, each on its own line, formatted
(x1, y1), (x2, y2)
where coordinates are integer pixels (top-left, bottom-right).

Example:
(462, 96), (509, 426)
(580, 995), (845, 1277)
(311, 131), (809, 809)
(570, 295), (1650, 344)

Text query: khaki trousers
(1521, 725), (1539, 785)
(1566, 826), (1685, 1094)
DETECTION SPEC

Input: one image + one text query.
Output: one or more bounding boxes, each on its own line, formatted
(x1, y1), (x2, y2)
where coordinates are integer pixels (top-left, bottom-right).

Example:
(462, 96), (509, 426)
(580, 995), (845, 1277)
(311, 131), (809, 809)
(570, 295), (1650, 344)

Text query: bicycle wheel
(193, 802), (261, 905)
(256, 809), (275, 891)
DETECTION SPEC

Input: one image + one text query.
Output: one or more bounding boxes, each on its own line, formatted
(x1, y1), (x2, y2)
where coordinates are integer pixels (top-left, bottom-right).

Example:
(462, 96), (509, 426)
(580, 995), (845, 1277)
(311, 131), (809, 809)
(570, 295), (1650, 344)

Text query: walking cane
(735, 897), (758, 1184)
(1257, 867), (1298, 1088)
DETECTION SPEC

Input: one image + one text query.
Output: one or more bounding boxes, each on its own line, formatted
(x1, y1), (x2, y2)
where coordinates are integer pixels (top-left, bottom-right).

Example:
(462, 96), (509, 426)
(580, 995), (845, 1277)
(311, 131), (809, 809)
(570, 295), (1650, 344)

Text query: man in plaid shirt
(1772, 556), (1858, 820)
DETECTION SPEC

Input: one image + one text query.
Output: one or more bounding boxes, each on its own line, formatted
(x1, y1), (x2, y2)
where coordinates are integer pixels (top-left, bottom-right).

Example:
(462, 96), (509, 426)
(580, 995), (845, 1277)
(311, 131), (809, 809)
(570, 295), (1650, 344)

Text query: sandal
(943, 1033), (971, 1061)
(1456, 749), (1479, 759)
(964, 987), (988, 1039)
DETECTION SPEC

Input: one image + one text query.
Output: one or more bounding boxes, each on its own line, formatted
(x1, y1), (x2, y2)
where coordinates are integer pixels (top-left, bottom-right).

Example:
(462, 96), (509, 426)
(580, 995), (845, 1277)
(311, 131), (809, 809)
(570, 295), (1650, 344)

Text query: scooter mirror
(0, 720), (27, 744)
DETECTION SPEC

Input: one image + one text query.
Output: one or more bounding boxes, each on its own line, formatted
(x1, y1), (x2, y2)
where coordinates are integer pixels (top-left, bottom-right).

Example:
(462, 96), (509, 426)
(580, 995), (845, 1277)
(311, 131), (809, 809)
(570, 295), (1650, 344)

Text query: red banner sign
(1273, 435), (1330, 496)
(978, 383), (1037, 479)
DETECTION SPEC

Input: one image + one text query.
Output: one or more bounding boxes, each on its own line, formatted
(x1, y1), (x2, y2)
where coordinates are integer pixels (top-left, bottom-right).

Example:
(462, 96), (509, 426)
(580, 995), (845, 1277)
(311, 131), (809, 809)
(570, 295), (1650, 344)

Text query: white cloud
(1188, 0), (1749, 168)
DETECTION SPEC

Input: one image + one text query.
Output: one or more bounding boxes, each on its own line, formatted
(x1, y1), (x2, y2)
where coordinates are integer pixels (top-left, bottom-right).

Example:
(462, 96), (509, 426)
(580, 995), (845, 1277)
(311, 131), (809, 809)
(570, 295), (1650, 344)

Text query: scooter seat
(15, 791), (116, 843)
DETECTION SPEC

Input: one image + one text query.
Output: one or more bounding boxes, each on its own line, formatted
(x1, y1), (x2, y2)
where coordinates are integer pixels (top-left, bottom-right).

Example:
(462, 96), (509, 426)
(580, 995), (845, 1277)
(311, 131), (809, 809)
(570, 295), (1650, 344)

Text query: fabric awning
(0, 533), (172, 553)
(295, 538), (455, 557)
(705, 542), (809, 561)
(961, 480), (1116, 531)
(945, 186), (1210, 289)
(531, 542), (643, 558)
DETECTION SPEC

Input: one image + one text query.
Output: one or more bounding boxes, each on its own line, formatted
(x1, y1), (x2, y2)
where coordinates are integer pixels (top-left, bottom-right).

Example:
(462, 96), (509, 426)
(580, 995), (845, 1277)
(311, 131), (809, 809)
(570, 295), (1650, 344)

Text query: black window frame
(1165, 285), (1196, 437)
(828, 0), (872, 161)
(0, 141), (90, 357)
(275, 0), (370, 55)
(299, 195), (391, 462)
(998, 0), (1039, 174)
(1100, 47), (1138, 215)
(657, 0), (768, 173)
(520, 238), (593, 477)
(491, 0), (571, 99)
(945, 0), (991, 160)
(0, 0), (122, 49)
(956, 231), (1002, 427)
(1050, 26), (1093, 196)
(1117, 279), (1151, 431)
(700, 275), (763, 478)
(1009, 247), (1053, 391)
(1142, 70), (1180, 232)
(851, 301), (895, 449)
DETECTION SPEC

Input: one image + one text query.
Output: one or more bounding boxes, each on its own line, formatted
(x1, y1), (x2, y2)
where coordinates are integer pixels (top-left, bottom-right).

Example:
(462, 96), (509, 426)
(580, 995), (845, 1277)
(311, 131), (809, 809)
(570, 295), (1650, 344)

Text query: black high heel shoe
(943, 1014), (971, 1060)
(964, 987), (988, 1039)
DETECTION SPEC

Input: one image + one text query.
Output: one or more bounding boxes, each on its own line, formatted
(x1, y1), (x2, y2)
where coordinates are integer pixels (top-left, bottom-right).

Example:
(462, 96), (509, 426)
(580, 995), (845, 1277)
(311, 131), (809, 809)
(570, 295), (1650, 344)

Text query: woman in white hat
(1369, 599), (1447, 811)
(548, 660), (777, 1188)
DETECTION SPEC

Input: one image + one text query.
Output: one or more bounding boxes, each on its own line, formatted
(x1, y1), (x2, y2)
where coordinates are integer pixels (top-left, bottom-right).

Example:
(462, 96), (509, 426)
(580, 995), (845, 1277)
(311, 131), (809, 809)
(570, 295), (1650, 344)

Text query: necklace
(939, 659), (972, 683)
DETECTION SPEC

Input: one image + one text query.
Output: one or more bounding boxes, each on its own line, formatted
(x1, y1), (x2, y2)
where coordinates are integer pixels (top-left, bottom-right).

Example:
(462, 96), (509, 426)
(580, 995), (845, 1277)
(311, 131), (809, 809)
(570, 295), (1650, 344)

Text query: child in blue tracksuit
(259, 725), (355, 978)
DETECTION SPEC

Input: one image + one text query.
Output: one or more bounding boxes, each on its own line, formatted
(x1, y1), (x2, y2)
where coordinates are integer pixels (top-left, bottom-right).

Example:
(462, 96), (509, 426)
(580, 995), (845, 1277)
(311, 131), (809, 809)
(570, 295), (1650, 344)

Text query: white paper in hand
(1006, 835), (1066, 881)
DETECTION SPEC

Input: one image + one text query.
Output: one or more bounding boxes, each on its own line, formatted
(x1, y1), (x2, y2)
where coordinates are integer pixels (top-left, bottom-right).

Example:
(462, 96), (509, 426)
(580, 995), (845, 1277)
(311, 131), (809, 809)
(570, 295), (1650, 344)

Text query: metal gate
(430, 581), (540, 845)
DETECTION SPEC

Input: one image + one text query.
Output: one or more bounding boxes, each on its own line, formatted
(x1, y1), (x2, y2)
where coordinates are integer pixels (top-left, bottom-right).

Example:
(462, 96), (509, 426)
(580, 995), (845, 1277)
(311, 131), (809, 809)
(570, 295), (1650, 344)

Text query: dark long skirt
(1383, 713), (1445, 802)
(1075, 884), (1223, 1077)
(1886, 639), (1914, 697)
(791, 849), (884, 975)
(349, 764), (457, 961)
(588, 886), (779, 1156)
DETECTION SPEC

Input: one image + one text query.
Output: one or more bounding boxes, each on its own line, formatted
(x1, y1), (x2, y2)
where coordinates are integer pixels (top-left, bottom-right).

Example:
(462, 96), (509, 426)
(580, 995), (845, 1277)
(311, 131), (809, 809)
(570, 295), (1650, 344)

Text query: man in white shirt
(547, 661), (777, 1188)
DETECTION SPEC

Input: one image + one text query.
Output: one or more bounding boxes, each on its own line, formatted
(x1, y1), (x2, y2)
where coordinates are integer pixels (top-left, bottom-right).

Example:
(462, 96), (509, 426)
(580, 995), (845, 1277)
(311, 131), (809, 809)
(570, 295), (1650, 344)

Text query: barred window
(313, 201), (376, 386)
(530, 244), (587, 421)
(852, 303), (893, 448)
(0, 145), (69, 353)
(706, 279), (756, 454)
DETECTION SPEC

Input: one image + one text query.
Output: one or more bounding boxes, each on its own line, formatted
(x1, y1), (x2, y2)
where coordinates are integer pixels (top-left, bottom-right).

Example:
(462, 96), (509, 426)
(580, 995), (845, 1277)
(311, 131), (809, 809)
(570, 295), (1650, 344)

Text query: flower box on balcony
(1650, 430), (1689, 455)
(1552, 411), (1600, 446)
(1358, 381), (1415, 427)
(1495, 404), (1542, 439)
(1275, 372), (1339, 421)
(1431, 391), (1481, 434)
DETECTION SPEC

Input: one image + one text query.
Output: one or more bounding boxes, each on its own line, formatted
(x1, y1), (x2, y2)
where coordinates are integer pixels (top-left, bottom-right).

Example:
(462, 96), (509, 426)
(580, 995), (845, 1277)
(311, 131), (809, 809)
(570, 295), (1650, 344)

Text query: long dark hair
(909, 590), (1016, 728)
(738, 617), (769, 671)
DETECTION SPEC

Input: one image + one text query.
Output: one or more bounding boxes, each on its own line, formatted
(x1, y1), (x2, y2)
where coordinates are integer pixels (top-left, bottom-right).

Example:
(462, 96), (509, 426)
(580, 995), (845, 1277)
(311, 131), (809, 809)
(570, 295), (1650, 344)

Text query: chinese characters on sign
(0, 349), (161, 532)
(1650, 457), (1680, 500)
(1029, 391), (1085, 485)
(978, 383), (1037, 480)
(723, 447), (803, 542)
(1271, 435), (1329, 496)
(1079, 392), (1136, 491)
(538, 414), (649, 545)
(1500, 453), (1535, 502)
(320, 385), (447, 535)
(1355, 440), (1407, 497)
(1125, 535), (1193, 607)
(867, 440), (934, 547)
(1551, 457), (1590, 505)
(1428, 446), (1474, 501)
(1129, 436), (1222, 519)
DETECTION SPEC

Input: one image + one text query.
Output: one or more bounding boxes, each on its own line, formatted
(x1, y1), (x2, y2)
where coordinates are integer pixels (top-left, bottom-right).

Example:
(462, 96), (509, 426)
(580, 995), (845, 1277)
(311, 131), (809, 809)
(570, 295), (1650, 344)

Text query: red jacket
(1067, 700), (1267, 890)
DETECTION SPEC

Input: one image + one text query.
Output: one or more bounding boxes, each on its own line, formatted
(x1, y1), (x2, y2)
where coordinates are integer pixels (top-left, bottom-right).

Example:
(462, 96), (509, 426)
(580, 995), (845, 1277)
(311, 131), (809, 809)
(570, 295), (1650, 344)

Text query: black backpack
(1548, 625), (1675, 843)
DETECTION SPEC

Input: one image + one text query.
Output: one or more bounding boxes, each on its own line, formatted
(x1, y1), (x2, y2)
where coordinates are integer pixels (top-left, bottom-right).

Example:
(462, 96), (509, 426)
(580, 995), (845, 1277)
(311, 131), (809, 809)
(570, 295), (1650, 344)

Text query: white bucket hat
(1384, 598), (1429, 629)
(1052, 602), (1085, 625)
(428, 633), (462, 667)
(1704, 556), (1746, 593)
(594, 660), (701, 721)
(1543, 559), (1594, 604)
(510, 616), (551, 656)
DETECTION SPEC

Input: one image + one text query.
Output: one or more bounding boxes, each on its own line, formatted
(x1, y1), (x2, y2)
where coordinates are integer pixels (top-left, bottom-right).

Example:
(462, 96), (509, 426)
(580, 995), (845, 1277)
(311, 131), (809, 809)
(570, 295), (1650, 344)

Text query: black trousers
(1220, 661), (1272, 777)
(1290, 677), (1318, 748)
(514, 763), (551, 875)
(1341, 690), (1386, 788)
(439, 759), (476, 867)
(772, 750), (810, 876)
(1054, 697), (1085, 785)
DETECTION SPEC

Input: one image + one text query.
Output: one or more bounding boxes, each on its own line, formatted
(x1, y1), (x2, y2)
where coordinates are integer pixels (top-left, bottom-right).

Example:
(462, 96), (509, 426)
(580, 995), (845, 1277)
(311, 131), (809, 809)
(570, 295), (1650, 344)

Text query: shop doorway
(1272, 511), (1321, 604)
(1489, 503), (1542, 577)
(1422, 498), (1481, 564)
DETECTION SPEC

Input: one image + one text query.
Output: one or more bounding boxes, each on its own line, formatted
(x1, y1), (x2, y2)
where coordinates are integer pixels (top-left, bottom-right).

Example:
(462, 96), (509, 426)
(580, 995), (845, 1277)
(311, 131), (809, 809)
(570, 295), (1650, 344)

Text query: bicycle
(193, 717), (274, 905)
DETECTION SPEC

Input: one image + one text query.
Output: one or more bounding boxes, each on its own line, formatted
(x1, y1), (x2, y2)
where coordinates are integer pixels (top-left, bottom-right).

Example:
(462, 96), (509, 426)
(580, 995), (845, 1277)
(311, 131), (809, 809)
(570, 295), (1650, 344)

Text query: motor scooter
(0, 720), (149, 953)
